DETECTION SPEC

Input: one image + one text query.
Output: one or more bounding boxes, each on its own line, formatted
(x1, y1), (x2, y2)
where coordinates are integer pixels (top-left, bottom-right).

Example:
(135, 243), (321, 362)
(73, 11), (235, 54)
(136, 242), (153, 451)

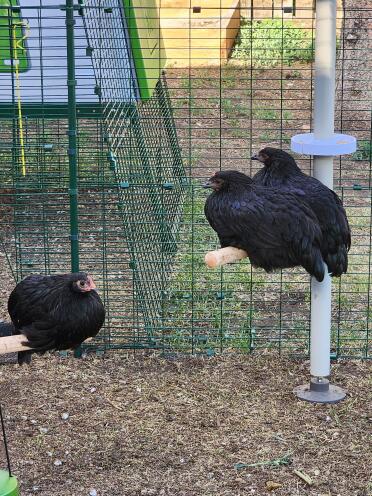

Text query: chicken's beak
(87, 276), (97, 291)
(202, 180), (214, 189)
(251, 153), (259, 161)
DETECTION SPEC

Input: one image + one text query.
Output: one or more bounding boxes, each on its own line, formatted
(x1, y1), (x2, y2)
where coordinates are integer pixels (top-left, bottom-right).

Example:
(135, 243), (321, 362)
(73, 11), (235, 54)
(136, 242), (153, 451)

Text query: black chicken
(204, 170), (325, 281)
(252, 147), (351, 276)
(7, 272), (105, 365)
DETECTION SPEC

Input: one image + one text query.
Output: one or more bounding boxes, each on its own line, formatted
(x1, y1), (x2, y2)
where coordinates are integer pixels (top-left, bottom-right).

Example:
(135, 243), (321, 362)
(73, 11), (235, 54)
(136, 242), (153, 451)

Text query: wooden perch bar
(0, 335), (94, 356)
(205, 247), (248, 268)
(0, 335), (32, 354)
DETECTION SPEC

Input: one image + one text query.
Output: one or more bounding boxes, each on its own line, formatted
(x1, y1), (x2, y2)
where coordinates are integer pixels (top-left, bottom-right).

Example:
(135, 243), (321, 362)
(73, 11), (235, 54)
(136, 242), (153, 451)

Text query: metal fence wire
(0, 0), (370, 359)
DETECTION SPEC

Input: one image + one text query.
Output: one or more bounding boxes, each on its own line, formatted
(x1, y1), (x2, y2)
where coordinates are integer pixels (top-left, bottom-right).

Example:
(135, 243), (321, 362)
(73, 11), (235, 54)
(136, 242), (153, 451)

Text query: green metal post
(66, 0), (79, 273)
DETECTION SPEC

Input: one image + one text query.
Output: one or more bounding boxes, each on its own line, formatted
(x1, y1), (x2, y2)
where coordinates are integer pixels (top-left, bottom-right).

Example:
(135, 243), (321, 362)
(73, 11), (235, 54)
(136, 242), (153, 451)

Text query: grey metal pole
(310, 0), (336, 380)
(292, 0), (356, 403)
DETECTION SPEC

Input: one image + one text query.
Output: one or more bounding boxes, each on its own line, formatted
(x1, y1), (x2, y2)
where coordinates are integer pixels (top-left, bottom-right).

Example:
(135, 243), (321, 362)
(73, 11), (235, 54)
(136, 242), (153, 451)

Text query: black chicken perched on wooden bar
(203, 170), (325, 281)
(7, 272), (105, 365)
(252, 147), (351, 276)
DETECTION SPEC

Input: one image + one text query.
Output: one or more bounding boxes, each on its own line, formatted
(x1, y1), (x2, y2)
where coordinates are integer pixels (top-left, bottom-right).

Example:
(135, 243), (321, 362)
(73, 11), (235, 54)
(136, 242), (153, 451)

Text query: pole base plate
(294, 378), (346, 404)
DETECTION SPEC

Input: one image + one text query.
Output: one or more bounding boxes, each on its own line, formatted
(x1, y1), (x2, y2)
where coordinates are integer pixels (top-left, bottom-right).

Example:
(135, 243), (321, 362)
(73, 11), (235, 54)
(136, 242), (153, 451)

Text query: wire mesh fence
(0, 0), (370, 358)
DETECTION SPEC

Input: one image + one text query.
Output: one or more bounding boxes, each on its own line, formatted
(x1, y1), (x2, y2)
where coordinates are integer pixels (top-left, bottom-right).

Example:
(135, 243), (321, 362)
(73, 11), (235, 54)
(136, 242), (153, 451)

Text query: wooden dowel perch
(0, 335), (32, 355)
(205, 247), (248, 268)
(0, 335), (94, 356)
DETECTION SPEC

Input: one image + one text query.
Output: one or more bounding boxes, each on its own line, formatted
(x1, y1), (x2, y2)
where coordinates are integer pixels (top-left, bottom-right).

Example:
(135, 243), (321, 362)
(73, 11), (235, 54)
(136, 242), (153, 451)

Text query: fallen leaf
(265, 480), (282, 491)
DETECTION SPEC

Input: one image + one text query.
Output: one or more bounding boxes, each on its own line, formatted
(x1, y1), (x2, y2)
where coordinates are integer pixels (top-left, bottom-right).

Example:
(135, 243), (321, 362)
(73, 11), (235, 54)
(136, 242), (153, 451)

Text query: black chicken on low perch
(203, 170), (325, 281)
(0, 272), (105, 364)
(252, 147), (351, 276)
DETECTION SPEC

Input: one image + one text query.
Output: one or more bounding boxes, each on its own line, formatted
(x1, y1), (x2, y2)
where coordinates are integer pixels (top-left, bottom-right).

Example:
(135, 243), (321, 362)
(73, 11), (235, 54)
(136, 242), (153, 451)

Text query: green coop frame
(0, 0), (29, 73)
(123, 0), (166, 100)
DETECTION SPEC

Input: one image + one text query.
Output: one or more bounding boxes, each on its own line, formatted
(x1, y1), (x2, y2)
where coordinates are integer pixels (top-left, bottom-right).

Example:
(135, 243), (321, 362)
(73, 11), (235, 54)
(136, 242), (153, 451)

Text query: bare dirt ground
(0, 353), (371, 496)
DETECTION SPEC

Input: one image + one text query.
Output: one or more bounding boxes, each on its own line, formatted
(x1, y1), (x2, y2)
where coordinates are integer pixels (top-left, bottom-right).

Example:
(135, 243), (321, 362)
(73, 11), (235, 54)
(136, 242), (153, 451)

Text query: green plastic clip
(0, 470), (19, 496)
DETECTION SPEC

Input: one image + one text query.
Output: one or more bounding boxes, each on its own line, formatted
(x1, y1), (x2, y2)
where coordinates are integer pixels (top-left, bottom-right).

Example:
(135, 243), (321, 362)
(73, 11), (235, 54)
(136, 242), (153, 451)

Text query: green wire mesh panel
(157, 3), (371, 359)
(82, 0), (187, 344)
(0, 96), (186, 349)
(99, 79), (187, 346)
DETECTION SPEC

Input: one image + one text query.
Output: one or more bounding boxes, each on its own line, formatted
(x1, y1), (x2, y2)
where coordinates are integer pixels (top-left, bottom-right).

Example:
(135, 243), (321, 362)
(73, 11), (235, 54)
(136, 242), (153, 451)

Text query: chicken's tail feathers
(325, 247), (348, 277)
(312, 255), (325, 282)
(302, 249), (325, 282)
(20, 322), (58, 353)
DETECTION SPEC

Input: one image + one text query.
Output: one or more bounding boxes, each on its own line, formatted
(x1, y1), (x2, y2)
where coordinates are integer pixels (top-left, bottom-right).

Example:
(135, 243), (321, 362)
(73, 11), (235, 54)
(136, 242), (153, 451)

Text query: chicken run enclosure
(0, 0), (371, 360)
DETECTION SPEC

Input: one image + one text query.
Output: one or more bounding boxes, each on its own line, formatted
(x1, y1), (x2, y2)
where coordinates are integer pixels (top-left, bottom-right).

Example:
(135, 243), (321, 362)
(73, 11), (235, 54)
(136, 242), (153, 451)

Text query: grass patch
(232, 19), (313, 68)
(253, 108), (278, 120)
(352, 140), (371, 161)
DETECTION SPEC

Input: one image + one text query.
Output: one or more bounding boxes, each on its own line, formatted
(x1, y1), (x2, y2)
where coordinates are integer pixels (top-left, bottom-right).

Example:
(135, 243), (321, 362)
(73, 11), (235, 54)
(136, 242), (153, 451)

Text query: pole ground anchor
(294, 377), (346, 404)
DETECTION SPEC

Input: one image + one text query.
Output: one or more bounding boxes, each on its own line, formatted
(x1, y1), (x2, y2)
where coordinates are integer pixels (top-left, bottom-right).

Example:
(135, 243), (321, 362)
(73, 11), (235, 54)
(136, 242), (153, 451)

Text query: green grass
(282, 110), (293, 121)
(352, 140), (371, 161)
(232, 19), (314, 68)
(221, 98), (235, 114)
(253, 108), (278, 120)
(252, 109), (292, 121)
(208, 129), (219, 138)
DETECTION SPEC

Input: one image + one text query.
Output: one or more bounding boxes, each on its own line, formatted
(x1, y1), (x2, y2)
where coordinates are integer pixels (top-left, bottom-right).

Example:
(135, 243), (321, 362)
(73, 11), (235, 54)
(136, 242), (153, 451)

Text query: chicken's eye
(79, 281), (86, 287)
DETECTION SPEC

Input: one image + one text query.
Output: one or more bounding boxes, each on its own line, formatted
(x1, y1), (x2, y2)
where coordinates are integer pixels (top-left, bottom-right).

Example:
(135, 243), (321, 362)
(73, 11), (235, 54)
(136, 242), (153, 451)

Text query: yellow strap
(11, 20), (29, 176)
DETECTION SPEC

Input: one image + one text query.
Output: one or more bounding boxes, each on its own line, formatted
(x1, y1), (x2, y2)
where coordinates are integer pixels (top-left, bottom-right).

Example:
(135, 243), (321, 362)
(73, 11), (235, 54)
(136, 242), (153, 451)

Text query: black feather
(204, 170), (325, 281)
(7, 272), (105, 365)
(252, 148), (351, 276)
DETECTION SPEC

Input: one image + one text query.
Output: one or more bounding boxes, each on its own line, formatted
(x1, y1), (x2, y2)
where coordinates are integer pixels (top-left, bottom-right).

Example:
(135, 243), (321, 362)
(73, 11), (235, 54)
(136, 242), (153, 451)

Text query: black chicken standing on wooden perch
(203, 170), (325, 281)
(0, 272), (105, 365)
(252, 147), (351, 276)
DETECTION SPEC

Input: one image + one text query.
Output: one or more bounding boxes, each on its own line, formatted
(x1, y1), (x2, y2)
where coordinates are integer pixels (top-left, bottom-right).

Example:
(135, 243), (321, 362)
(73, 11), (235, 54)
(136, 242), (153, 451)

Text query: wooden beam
(0, 335), (32, 355)
(205, 247), (248, 268)
(0, 335), (94, 356)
